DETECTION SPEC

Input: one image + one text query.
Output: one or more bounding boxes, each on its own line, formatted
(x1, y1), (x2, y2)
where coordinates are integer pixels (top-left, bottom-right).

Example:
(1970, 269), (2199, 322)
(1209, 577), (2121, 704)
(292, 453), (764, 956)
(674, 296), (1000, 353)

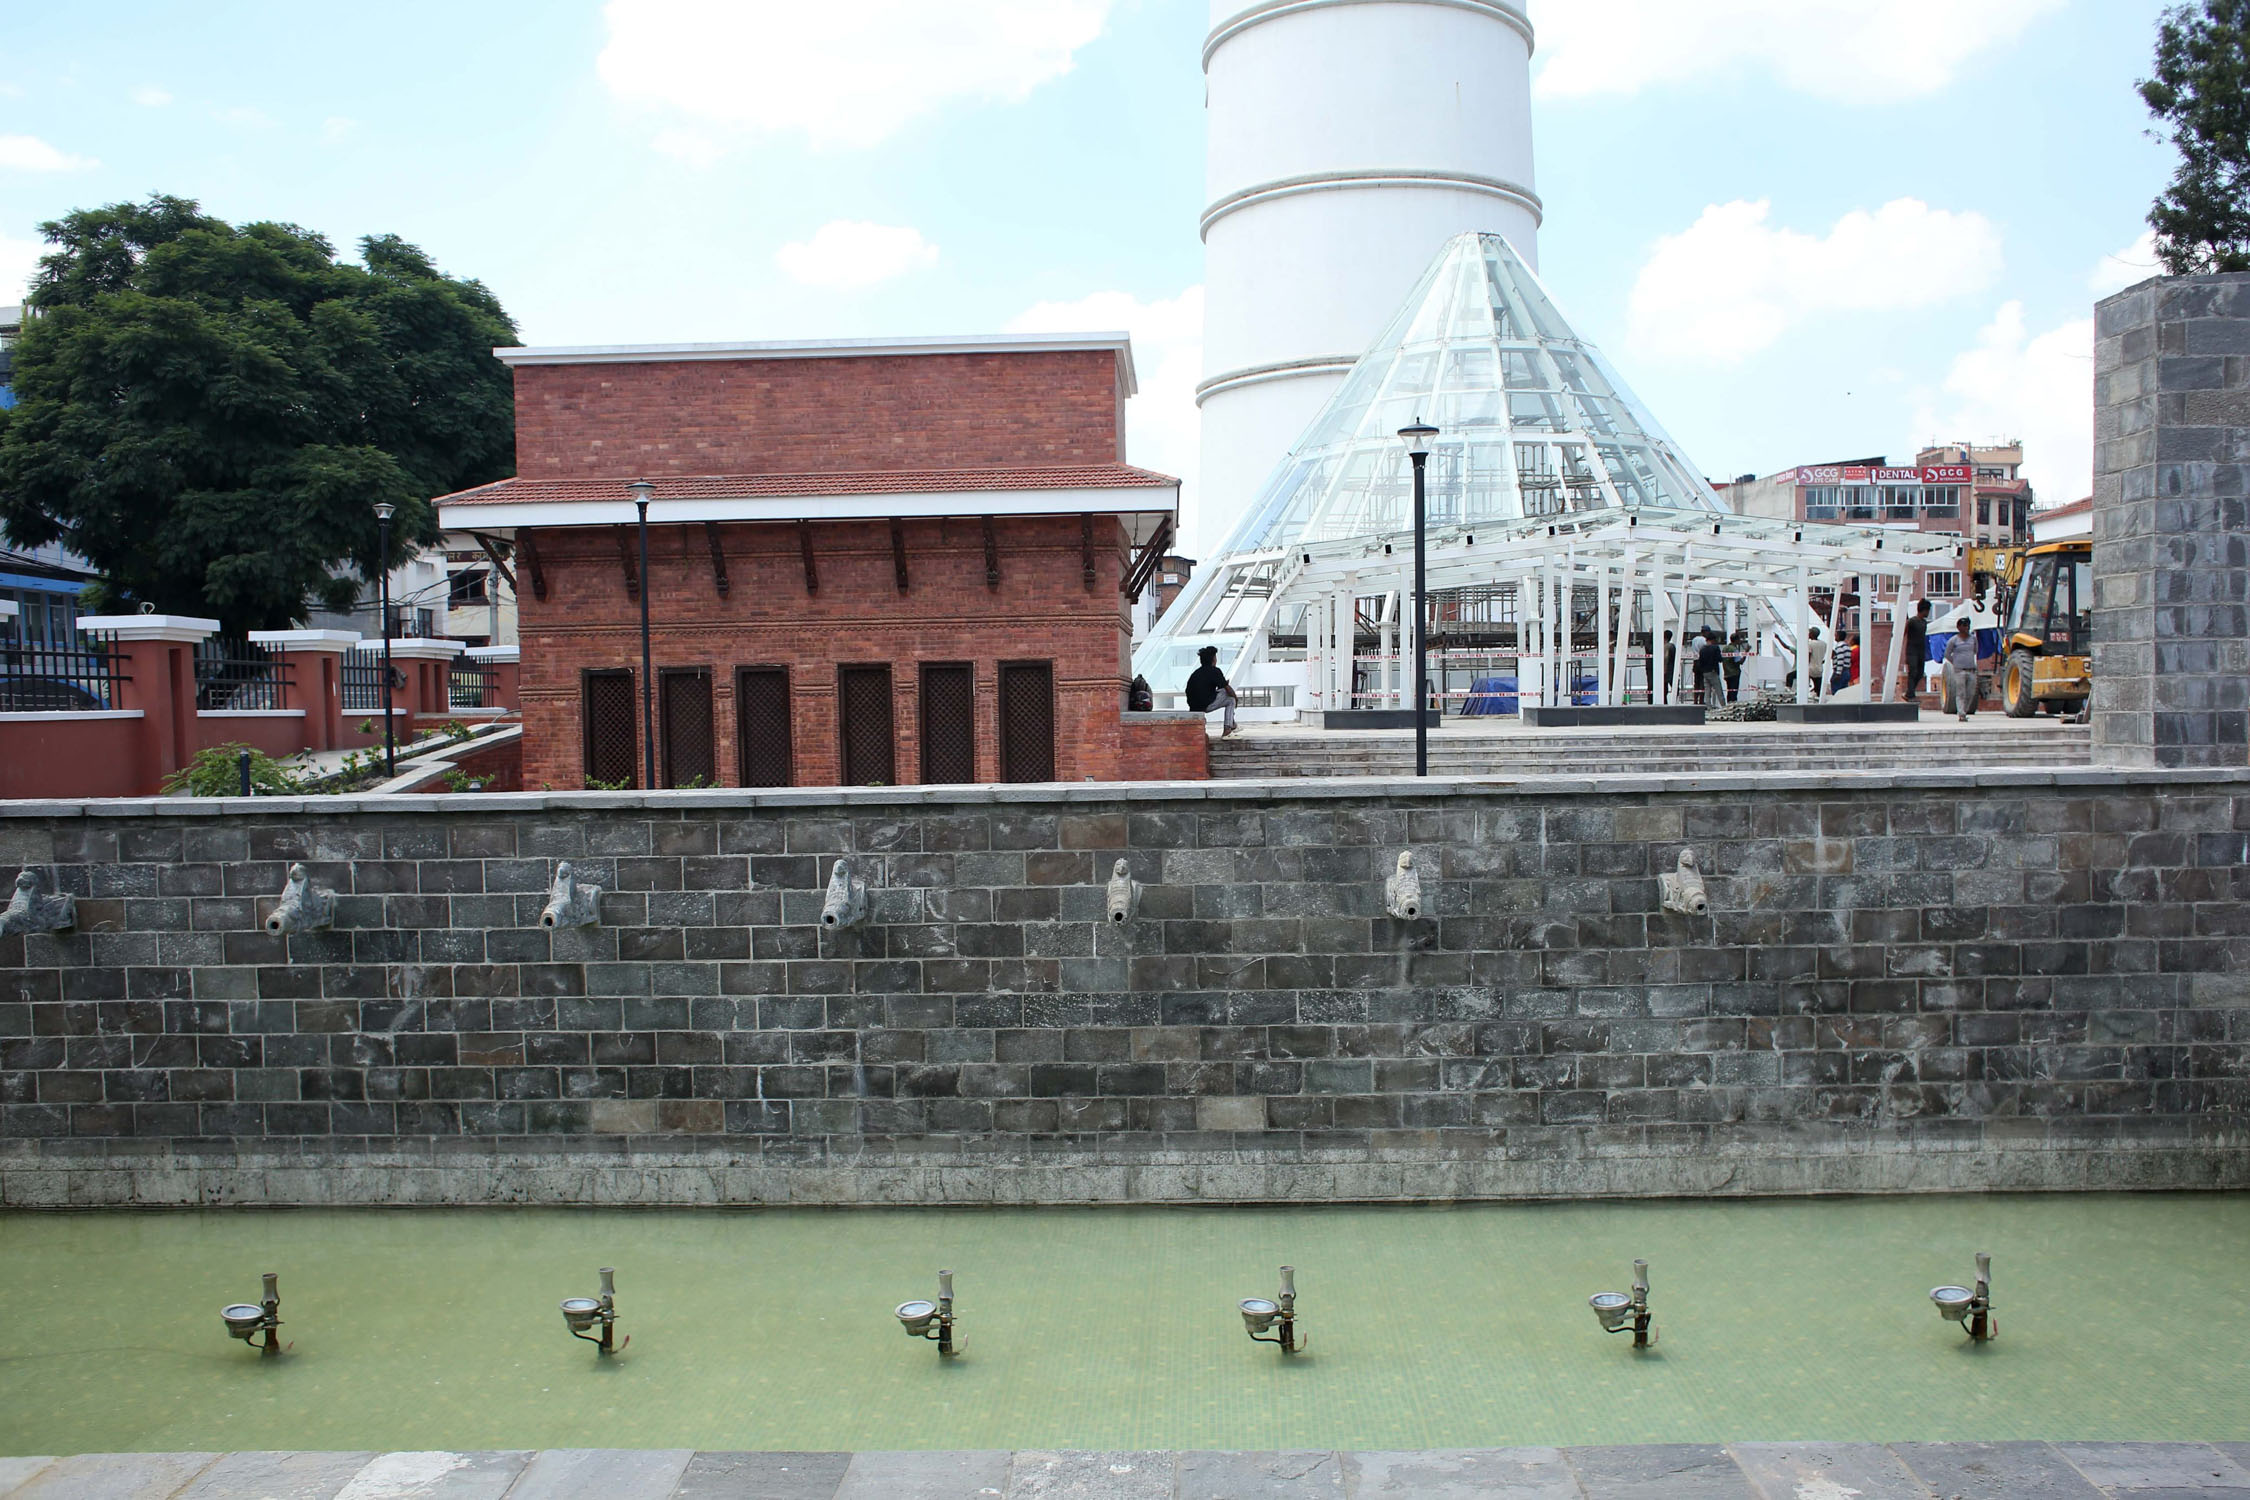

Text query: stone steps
(1212, 724), (2092, 778)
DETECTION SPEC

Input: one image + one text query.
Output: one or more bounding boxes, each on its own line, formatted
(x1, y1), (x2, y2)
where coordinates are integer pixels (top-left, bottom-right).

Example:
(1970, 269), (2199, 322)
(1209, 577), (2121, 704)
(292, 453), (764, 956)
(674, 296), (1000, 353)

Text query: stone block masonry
(2092, 273), (2250, 768)
(2, 770), (2247, 1207)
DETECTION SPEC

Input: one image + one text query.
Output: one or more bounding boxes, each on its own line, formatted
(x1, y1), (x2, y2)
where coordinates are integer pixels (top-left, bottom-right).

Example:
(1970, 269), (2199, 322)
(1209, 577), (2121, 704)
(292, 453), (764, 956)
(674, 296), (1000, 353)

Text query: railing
(448, 657), (493, 709)
(194, 638), (289, 711)
(341, 654), (393, 713)
(0, 640), (130, 711)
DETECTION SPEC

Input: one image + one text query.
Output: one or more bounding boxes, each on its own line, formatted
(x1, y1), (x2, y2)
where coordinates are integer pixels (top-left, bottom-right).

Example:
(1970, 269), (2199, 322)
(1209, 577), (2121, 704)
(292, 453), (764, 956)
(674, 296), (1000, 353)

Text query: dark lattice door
(920, 663), (976, 784)
(736, 667), (793, 787)
(838, 665), (895, 786)
(582, 670), (638, 788)
(998, 660), (1055, 783)
(660, 668), (714, 787)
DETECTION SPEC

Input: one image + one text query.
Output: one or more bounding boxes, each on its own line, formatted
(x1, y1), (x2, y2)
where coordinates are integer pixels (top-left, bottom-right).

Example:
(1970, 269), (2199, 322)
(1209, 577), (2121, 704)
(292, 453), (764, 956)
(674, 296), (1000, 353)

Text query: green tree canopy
(0, 195), (517, 631)
(2143, 0), (2250, 274)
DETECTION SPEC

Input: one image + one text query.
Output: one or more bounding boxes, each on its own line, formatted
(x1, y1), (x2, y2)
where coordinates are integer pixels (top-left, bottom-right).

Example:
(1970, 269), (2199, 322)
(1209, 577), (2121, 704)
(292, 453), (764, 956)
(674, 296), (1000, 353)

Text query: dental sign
(1795, 465), (1972, 486)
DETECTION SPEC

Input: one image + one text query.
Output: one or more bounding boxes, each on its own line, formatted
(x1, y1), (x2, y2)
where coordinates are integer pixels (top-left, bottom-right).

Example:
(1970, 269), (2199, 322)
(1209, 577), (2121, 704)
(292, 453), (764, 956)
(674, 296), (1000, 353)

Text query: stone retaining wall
(3, 770), (2247, 1205)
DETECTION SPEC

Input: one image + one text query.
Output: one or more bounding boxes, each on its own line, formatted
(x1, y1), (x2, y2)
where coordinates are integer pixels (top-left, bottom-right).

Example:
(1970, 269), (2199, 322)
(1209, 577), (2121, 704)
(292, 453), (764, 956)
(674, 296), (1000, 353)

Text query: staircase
(1209, 720), (2092, 779)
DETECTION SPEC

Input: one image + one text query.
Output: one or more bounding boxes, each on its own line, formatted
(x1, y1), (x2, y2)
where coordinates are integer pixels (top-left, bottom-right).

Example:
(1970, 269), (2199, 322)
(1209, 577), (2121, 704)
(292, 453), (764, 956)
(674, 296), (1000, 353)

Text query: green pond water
(4, 1195), (2247, 1456)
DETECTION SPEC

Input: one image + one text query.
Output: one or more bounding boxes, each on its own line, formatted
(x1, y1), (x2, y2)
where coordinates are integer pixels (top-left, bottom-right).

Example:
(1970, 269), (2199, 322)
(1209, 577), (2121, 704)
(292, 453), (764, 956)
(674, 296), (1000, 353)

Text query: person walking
(1186, 645), (1239, 736)
(1942, 616), (1980, 722)
(1803, 627), (1831, 700)
(1723, 628), (1749, 704)
(1902, 599), (1931, 703)
(1694, 628), (1724, 706)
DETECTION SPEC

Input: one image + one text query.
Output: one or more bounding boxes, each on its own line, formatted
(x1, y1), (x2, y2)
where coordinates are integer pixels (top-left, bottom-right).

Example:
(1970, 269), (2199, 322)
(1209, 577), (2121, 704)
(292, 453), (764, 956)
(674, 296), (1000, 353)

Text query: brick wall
(518, 515), (1141, 790)
(3, 771), (2246, 1206)
(512, 351), (1128, 477)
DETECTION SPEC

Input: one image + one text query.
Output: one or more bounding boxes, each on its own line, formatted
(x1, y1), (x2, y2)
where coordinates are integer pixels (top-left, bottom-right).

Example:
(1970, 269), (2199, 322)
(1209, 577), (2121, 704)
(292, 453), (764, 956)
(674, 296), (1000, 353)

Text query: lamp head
(1397, 418), (1440, 457)
(1239, 1296), (1280, 1334)
(1930, 1285), (1975, 1322)
(222, 1303), (267, 1340)
(629, 478), (655, 511)
(1589, 1292), (1635, 1333)
(373, 502), (396, 523)
(560, 1296), (603, 1334)
(896, 1298), (939, 1337)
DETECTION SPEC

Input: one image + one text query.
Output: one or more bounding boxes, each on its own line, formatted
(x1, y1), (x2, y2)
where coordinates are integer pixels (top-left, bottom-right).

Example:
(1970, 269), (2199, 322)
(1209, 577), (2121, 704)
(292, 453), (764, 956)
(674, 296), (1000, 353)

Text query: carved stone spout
(1659, 848), (1709, 917)
(1384, 851), (1425, 920)
(1, 868), (75, 936)
(1104, 859), (1142, 924)
(266, 863), (335, 935)
(821, 858), (868, 930)
(540, 860), (602, 929)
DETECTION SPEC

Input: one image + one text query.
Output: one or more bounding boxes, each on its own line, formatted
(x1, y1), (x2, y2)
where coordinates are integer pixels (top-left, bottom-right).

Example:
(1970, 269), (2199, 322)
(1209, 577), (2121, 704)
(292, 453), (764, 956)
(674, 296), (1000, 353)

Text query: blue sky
(0, 0), (2181, 547)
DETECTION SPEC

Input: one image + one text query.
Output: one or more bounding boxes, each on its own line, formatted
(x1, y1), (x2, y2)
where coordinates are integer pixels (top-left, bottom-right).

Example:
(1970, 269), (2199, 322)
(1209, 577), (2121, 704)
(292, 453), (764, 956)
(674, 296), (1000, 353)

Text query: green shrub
(162, 743), (307, 797)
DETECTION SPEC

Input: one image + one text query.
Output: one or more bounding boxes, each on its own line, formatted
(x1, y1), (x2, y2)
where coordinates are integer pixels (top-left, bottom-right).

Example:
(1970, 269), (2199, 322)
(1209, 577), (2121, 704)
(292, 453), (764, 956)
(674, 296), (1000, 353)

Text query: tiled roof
(436, 465), (1179, 507)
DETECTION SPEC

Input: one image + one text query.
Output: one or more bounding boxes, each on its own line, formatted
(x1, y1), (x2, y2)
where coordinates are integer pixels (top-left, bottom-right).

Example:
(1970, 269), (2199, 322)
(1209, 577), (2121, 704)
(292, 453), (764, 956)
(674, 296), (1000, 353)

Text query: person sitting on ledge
(1186, 646), (1239, 737)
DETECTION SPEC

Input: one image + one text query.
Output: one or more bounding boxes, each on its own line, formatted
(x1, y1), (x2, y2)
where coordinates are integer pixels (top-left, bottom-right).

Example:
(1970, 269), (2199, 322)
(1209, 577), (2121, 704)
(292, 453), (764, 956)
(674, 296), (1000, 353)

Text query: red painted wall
(0, 716), (149, 799)
(512, 351), (1128, 477)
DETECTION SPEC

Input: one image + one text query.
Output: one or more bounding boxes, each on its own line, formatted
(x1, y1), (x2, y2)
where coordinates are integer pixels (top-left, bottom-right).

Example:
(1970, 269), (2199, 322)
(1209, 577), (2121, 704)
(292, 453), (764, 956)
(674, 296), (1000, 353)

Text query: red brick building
(434, 334), (1201, 790)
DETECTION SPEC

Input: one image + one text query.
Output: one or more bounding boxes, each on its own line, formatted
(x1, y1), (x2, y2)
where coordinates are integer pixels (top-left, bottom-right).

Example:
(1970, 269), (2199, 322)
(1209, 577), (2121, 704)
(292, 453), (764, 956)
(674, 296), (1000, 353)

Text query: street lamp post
(1397, 419), (1440, 777)
(631, 479), (656, 790)
(373, 502), (397, 778)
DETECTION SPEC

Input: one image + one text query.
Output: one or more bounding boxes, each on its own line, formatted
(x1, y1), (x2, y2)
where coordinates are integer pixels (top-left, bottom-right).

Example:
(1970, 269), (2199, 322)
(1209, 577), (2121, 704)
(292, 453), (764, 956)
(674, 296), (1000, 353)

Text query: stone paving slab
(11, 1446), (2250, 1498)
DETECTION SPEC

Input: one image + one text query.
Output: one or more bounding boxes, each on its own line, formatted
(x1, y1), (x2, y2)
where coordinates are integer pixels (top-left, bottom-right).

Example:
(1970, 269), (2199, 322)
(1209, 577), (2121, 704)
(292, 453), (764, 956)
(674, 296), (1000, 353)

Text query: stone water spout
(1659, 848), (1708, 917)
(1384, 851), (1425, 920)
(1104, 859), (1142, 924)
(540, 861), (602, 929)
(0, 868), (74, 936)
(822, 858), (869, 930)
(265, 863), (334, 935)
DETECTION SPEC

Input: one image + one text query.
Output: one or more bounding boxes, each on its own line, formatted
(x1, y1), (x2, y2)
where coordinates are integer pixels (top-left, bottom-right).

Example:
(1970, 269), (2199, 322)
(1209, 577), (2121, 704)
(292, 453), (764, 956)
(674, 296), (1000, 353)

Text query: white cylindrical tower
(1196, 0), (1540, 552)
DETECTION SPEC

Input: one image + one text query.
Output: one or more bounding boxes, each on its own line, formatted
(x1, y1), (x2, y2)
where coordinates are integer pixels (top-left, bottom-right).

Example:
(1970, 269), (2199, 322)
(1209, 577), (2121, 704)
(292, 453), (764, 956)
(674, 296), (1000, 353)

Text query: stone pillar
(381, 637), (466, 723)
(2093, 274), (2250, 767)
(74, 614), (219, 791)
(246, 629), (361, 752)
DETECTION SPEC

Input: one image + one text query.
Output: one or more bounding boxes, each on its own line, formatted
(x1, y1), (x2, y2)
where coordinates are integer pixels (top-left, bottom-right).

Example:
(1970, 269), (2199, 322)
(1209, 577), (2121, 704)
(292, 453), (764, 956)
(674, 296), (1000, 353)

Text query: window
(659, 667), (714, 788)
(581, 670), (638, 788)
(998, 661), (1055, 783)
(735, 667), (793, 787)
(838, 664), (895, 786)
(919, 662), (976, 785)
(1977, 496), (1991, 525)
(1923, 486), (1960, 517)
(1923, 571), (1962, 598)
(448, 569), (489, 607)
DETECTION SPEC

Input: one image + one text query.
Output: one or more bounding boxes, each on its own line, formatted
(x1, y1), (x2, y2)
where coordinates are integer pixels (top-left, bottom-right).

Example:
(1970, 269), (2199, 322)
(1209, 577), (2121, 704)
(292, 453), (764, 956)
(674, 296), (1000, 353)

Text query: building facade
(1918, 441), (2034, 548)
(1721, 457), (1978, 608)
(434, 334), (1197, 791)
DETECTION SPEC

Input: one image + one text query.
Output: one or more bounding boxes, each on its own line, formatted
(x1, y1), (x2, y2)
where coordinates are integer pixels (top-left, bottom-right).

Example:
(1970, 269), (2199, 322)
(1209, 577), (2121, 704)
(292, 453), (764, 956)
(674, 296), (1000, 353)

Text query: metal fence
(194, 638), (289, 711)
(0, 639), (130, 711)
(448, 657), (493, 710)
(341, 654), (392, 713)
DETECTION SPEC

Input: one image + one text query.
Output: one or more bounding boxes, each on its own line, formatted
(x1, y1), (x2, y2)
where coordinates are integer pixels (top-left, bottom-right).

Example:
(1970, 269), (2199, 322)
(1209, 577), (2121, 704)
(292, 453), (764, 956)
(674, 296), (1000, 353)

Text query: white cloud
(1915, 302), (2095, 504)
(0, 134), (96, 172)
(773, 221), (939, 290)
(598, 0), (1114, 150)
(1008, 286), (1204, 498)
(2091, 230), (2162, 295)
(214, 106), (275, 128)
(131, 87), (172, 108)
(1534, 0), (2062, 100)
(649, 128), (724, 169)
(0, 231), (42, 301)
(1629, 198), (2003, 365)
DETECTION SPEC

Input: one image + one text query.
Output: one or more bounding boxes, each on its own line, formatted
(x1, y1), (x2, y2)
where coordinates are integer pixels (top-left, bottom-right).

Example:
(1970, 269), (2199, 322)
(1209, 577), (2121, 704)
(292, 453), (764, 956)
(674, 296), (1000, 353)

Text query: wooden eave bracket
(982, 515), (1001, 592)
(1122, 518), (1173, 602)
(613, 525), (640, 602)
(514, 528), (548, 602)
(798, 519), (820, 595)
(704, 521), (731, 597)
(468, 532), (519, 596)
(1081, 513), (1097, 592)
(891, 517), (910, 594)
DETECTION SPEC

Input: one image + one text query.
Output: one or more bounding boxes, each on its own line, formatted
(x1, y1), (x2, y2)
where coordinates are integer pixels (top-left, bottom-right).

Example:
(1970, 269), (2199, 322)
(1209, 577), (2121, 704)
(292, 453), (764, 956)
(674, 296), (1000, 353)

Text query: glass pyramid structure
(1206, 231), (1723, 561)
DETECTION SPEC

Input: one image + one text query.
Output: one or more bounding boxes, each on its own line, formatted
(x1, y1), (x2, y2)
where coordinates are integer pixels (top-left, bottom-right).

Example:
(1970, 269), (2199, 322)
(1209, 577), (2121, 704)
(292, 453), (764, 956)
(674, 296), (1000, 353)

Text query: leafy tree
(0, 195), (517, 631)
(2143, 0), (2250, 274)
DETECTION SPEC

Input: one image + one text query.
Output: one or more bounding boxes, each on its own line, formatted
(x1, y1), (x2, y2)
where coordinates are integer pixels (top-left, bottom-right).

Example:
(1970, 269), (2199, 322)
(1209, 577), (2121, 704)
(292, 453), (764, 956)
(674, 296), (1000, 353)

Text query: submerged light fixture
(895, 1269), (958, 1356)
(1589, 1258), (1656, 1349)
(560, 1267), (626, 1355)
(1239, 1265), (1302, 1354)
(221, 1272), (285, 1356)
(1930, 1252), (1995, 1342)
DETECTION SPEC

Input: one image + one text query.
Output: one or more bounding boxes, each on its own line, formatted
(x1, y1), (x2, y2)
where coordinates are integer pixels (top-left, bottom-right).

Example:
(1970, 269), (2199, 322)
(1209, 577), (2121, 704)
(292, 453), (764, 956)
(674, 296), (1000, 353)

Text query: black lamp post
(373, 501), (397, 777)
(631, 479), (656, 790)
(1398, 418), (1440, 777)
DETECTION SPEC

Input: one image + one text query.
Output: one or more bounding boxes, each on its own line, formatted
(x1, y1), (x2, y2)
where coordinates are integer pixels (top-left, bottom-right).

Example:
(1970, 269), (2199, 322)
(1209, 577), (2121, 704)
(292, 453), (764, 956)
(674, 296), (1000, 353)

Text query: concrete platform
(1521, 705), (1705, 728)
(1775, 702), (1921, 724)
(6, 1444), (2247, 1498)
(1320, 709), (1440, 730)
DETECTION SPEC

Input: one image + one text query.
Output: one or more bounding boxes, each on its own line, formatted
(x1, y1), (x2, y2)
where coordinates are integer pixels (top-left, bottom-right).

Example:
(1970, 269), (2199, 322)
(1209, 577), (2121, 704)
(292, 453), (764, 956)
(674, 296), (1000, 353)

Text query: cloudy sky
(0, 0), (2177, 550)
